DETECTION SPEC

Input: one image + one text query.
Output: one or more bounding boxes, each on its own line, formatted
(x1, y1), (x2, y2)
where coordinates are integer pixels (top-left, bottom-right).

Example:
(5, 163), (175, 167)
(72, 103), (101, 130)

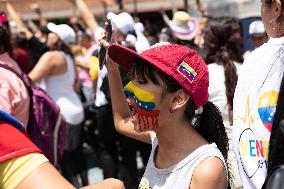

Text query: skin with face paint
(101, 36), (227, 189)
(124, 81), (161, 132)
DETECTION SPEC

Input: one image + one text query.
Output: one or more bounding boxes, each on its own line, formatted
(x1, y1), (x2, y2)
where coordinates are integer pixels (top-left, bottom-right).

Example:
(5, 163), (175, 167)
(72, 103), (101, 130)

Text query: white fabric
(95, 65), (108, 107)
(135, 30), (150, 53)
(249, 20), (265, 35)
(44, 53), (84, 125)
(233, 37), (284, 189)
(47, 23), (76, 45)
(107, 12), (135, 35)
(208, 62), (242, 149)
(139, 137), (226, 189)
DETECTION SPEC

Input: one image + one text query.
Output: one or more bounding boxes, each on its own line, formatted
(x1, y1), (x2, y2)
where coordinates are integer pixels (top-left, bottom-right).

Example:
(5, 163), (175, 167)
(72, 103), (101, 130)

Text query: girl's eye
(135, 77), (148, 84)
(137, 79), (147, 84)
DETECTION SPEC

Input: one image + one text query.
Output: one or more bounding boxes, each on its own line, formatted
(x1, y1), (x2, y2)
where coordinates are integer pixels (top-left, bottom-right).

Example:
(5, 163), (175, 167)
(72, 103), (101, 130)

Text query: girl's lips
(129, 103), (137, 123)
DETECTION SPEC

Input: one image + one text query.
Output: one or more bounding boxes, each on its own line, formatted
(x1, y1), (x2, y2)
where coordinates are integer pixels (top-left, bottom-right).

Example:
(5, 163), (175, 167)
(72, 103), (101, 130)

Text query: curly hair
(204, 17), (243, 110)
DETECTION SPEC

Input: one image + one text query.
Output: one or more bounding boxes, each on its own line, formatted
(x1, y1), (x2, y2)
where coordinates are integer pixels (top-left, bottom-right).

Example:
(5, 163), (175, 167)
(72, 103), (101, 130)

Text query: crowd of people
(1, 0), (284, 189)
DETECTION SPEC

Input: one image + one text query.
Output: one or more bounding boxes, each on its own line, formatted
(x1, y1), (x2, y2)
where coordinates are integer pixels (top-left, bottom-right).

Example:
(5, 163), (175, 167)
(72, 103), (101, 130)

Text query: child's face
(124, 77), (170, 132)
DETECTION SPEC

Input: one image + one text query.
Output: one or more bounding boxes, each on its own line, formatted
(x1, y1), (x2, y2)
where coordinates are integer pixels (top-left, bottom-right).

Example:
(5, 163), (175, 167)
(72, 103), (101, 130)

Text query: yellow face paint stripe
(124, 81), (156, 102)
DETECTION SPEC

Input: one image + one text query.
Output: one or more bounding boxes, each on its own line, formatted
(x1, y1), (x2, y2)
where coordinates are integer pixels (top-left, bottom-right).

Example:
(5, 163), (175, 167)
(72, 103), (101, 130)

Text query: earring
(277, 23), (281, 33)
(270, 20), (272, 25)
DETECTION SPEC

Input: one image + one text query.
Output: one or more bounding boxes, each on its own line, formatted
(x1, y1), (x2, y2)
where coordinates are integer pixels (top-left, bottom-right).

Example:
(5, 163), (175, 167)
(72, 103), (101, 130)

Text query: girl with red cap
(102, 38), (230, 189)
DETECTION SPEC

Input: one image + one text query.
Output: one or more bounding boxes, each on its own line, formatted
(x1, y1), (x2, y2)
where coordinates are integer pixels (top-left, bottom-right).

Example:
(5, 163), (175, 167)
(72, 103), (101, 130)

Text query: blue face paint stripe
(124, 89), (156, 110)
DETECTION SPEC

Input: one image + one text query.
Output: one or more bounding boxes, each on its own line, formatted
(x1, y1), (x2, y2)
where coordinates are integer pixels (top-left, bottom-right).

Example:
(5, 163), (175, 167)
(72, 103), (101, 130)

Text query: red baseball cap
(108, 43), (209, 109)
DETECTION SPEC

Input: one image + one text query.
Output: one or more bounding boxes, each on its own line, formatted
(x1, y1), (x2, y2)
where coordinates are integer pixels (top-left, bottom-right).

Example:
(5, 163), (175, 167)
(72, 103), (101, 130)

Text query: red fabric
(108, 43), (209, 108)
(0, 121), (41, 163)
(13, 48), (31, 74)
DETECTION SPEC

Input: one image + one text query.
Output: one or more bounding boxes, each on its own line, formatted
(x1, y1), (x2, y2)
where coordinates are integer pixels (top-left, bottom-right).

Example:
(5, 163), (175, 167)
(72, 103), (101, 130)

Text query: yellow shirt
(0, 153), (48, 189)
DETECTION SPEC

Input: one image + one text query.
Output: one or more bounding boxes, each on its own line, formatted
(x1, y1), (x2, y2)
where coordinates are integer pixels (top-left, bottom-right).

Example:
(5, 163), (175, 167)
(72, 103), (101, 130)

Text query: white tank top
(139, 138), (227, 189)
(45, 52), (84, 125)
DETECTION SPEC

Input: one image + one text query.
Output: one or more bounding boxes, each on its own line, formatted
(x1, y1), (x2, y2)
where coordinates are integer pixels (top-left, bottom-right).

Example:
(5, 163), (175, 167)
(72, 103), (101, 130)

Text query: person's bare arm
(17, 162), (125, 189)
(28, 51), (65, 83)
(82, 178), (125, 189)
(101, 39), (153, 144)
(30, 3), (48, 26)
(5, 1), (33, 39)
(72, 0), (98, 33)
(75, 56), (90, 69)
(190, 156), (227, 189)
(16, 162), (75, 189)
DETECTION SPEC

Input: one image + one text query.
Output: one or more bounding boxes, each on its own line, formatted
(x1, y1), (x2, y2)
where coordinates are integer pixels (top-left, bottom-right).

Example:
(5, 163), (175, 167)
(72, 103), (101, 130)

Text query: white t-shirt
(233, 37), (284, 189)
(208, 62), (242, 149)
(139, 137), (226, 189)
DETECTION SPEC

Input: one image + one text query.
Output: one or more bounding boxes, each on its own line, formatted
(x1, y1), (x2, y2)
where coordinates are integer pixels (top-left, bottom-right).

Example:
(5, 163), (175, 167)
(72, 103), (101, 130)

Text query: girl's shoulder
(191, 155), (227, 189)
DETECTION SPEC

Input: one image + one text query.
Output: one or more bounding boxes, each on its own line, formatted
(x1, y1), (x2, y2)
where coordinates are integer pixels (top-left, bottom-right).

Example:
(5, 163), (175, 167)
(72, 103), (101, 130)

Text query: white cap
(107, 12), (135, 35)
(134, 22), (145, 33)
(47, 22), (76, 45)
(249, 20), (266, 35)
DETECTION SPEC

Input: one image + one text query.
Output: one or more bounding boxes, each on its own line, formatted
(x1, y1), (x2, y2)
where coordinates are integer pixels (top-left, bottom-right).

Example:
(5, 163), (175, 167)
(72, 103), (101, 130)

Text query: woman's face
(47, 32), (59, 48)
(124, 77), (171, 132)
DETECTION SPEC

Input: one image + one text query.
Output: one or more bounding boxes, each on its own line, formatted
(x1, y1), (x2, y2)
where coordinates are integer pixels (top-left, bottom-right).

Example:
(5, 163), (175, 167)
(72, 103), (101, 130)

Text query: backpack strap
(0, 110), (25, 132)
(0, 63), (33, 93)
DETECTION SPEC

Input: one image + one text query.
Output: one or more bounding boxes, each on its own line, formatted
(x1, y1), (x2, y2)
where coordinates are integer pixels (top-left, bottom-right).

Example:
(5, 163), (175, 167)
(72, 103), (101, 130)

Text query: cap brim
(47, 22), (58, 34)
(108, 43), (146, 70)
(108, 43), (174, 82)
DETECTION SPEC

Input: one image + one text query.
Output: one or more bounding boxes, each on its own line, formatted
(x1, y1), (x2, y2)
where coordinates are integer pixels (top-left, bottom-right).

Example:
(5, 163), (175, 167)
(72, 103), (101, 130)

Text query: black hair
(204, 17), (243, 111)
(131, 58), (230, 187)
(50, 39), (73, 57)
(0, 12), (14, 58)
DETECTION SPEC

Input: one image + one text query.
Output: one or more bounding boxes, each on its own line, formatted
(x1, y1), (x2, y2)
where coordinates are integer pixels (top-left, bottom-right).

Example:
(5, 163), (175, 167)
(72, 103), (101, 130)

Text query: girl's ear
(273, 0), (282, 20)
(170, 89), (190, 112)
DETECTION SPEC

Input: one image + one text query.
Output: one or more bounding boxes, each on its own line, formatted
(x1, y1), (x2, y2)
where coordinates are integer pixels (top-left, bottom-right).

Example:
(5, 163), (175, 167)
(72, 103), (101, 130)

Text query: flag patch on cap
(177, 61), (197, 83)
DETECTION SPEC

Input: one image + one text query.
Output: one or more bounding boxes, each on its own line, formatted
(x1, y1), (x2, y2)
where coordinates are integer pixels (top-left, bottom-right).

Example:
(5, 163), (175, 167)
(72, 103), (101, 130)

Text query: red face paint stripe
(129, 99), (160, 130)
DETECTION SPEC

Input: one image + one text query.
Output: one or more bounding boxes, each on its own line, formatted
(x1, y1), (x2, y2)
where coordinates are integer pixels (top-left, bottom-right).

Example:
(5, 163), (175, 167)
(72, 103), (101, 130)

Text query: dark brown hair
(204, 17), (243, 110)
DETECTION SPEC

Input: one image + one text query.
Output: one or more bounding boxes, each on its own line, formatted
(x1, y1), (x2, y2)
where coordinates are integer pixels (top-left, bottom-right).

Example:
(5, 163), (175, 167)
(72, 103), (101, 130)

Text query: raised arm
(101, 40), (153, 144)
(72, 0), (99, 33)
(5, 1), (33, 39)
(30, 3), (48, 26)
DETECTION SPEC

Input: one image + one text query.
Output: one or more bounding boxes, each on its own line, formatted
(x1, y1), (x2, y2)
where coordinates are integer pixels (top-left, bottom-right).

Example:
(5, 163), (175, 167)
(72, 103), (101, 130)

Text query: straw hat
(168, 11), (198, 41)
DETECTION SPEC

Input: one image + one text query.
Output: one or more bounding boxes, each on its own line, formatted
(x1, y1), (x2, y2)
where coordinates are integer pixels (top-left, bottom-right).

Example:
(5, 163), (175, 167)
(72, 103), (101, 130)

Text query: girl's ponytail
(194, 101), (231, 188)
(194, 101), (229, 160)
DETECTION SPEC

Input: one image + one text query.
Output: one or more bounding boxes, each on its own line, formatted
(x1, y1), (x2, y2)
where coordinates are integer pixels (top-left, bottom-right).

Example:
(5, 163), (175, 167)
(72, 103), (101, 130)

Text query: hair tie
(0, 15), (8, 26)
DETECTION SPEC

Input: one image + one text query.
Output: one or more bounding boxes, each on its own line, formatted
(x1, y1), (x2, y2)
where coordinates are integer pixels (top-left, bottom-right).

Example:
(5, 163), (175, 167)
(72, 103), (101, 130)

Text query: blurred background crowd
(0, 0), (268, 188)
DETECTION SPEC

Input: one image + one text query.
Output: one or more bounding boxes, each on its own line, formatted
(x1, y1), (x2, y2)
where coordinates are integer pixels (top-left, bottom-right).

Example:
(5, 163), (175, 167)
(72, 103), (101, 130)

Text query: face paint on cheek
(124, 81), (156, 110)
(130, 99), (160, 131)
